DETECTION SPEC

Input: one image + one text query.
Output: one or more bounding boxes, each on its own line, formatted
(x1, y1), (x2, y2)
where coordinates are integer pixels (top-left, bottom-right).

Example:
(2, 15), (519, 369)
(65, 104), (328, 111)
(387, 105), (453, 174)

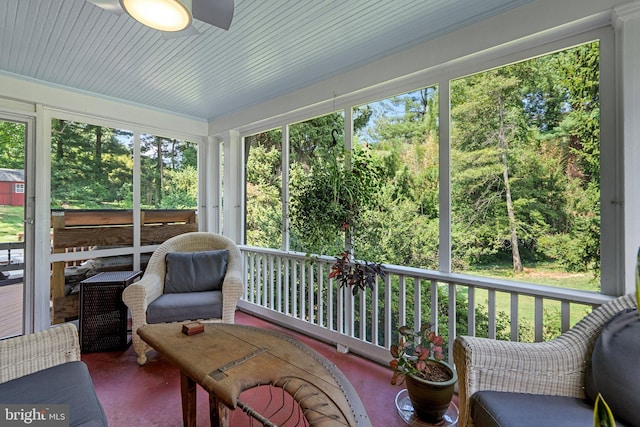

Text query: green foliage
(329, 251), (385, 295)
(0, 120), (25, 168)
(390, 322), (446, 385)
(448, 42), (601, 276)
(541, 308), (563, 341)
(159, 166), (197, 209)
(48, 120), (197, 210)
(263, 42), (601, 284)
(50, 120), (133, 208)
(289, 144), (383, 255)
(388, 287), (519, 353)
(140, 135), (197, 209)
(594, 393), (616, 427)
(245, 129), (284, 249)
(246, 160), (281, 248)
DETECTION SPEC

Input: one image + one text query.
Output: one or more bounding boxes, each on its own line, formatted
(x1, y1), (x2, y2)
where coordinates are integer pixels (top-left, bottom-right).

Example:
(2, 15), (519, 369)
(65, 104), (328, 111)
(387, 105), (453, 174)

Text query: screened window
(450, 41), (600, 292)
(244, 129), (283, 248)
(288, 111), (346, 255)
(50, 120), (133, 210)
(140, 134), (197, 210)
(353, 86), (439, 266)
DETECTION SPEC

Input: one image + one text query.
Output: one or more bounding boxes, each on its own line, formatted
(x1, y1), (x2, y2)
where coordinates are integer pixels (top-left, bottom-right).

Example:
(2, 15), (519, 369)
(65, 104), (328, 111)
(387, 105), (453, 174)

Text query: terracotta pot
(405, 360), (457, 423)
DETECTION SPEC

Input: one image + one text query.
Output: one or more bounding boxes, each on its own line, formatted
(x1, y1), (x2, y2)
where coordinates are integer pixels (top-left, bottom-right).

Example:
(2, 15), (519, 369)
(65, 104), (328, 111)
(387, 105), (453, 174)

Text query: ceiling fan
(87, 0), (234, 34)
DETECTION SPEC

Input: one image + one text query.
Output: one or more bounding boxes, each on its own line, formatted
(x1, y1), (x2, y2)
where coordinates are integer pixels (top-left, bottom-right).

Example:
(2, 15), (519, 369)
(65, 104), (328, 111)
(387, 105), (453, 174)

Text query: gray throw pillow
(164, 250), (229, 293)
(584, 307), (640, 427)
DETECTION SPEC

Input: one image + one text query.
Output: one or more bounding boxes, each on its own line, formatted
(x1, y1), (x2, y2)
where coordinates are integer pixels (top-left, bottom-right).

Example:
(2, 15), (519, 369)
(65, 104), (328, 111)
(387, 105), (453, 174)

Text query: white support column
(34, 105), (51, 331)
(132, 132), (141, 270)
(438, 80), (451, 273)
(344, 107), (354, 255)
(282, 124), (290, 251)
(614, 1), (640, 294)
(222, 130), (242, 242)
(200, 135), (221, 233)
(344, 107), (353, 152)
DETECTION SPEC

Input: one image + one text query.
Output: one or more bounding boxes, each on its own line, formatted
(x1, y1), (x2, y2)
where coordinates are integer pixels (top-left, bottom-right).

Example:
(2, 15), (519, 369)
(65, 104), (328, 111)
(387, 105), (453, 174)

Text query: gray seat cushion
(164, 250), (228, 293)
(0, 361), (107, 427)
(146, 291), (223, 324)
(470, 391), (629, 427)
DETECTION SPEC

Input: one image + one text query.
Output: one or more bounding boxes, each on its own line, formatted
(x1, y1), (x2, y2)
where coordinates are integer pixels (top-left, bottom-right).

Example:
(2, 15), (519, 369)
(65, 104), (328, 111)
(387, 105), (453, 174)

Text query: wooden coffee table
(137, 322), (372, 427)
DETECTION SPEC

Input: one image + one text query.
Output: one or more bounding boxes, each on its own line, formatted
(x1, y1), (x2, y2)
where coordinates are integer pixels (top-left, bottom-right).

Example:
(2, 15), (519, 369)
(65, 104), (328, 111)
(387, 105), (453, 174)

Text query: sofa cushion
(146, 291), (223, 324)
(471, 391), (627, 427)
(0, 361), (107, 427)
(584, 307), (640, 427)
(164, 250), (229, 293)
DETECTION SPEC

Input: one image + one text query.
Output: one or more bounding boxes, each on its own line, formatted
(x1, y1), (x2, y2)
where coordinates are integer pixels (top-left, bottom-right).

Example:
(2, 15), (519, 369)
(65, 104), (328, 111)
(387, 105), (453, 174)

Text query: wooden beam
(52, 224), (198, 249)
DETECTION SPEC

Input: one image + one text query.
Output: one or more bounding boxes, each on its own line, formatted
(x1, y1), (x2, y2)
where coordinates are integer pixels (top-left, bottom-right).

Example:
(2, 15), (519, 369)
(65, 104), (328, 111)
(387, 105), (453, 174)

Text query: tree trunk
(54, 120), (66, 160)
(156, 137), (163, 206)
(170, 138), (177, 169)
(94, 126), (102, 173)
(497, 98), (523, 272)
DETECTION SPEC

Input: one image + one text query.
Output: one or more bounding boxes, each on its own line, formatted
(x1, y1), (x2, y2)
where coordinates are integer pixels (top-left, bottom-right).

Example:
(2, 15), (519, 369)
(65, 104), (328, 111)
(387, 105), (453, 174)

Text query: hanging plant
(289, 146), (382, 252)
(329, 251), (386, 295)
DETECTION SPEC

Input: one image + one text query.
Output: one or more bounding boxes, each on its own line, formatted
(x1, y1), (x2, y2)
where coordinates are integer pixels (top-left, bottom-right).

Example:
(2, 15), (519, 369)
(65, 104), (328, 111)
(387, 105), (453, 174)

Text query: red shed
(0, 169), (24, 206)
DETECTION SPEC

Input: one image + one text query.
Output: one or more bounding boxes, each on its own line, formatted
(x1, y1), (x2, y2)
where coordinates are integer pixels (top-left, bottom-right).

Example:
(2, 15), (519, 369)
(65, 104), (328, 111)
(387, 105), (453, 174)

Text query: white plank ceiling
(0, 0), (535, 120)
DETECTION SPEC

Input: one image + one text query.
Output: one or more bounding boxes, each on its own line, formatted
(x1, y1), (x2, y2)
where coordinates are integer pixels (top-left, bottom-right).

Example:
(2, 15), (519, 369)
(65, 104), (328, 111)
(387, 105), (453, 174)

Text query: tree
(451, 70), (526, 272)
(354, 88), (440, 266)
(0, 120), (25, 169)
(50, 120), (132, 208)
(245, 129), (283, 249)
(140, 134), (197, 209)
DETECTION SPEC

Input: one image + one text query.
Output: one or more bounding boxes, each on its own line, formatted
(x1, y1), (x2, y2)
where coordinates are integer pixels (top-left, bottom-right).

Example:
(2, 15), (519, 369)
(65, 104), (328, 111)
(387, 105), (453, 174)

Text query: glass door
(0, 116), (32, 338)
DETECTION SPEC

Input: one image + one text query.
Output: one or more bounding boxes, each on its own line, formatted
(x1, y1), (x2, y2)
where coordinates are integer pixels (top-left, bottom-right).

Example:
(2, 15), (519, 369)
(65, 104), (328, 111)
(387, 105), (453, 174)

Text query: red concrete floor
(82, 311), (455, 426)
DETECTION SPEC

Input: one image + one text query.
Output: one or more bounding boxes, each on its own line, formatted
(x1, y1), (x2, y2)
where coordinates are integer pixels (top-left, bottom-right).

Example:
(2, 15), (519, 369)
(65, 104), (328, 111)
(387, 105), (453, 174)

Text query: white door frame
(0, 110), (36, 334)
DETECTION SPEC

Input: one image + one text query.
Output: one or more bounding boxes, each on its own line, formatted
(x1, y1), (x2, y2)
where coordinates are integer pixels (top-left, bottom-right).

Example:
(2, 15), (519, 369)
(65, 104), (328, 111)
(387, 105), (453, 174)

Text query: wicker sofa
(0, 323), (107, 426)
(453, 293), (637, 427)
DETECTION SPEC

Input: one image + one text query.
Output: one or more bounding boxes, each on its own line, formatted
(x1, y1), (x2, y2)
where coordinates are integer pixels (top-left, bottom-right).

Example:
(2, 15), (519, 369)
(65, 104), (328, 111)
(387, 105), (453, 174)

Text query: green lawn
(462, 261), (599, 331)
(0, 205), (24, 242)
(465, 261), (599, 291)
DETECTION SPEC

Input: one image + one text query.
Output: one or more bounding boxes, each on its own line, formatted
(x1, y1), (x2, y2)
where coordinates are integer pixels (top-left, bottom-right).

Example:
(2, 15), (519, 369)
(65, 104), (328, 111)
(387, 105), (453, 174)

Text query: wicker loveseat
(453, 293), (637, 427)
(122, 232), (244, 365)
(0, 323), (107, 426)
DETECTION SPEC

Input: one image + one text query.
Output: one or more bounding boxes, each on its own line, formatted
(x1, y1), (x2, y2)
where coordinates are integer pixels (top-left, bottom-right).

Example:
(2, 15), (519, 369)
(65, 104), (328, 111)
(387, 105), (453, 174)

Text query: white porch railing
(239, 245), (616, 366)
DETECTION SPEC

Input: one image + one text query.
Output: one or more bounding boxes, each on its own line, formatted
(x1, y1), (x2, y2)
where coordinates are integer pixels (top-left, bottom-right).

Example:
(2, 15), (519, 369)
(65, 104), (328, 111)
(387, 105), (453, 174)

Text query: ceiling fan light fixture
(120, 0), (192, 32)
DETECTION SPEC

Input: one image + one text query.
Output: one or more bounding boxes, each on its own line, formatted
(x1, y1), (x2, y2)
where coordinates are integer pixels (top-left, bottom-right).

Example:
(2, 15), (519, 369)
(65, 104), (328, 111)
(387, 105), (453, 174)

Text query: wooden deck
(0, 281), (23, 338)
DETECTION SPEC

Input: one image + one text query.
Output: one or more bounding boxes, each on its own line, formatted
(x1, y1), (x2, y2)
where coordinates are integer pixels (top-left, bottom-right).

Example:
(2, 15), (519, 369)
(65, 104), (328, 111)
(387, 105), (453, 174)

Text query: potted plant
(329, 251), (385, 295)
(390, 323), (457, 423)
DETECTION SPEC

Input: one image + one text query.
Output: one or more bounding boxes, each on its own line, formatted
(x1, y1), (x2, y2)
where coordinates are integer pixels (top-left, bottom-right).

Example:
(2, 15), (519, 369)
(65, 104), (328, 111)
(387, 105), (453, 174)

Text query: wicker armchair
(123, 232), (243, 365)
(0, 323), (108, 426)
(453, 293), (637, 427)
(0, 323), (80, 383)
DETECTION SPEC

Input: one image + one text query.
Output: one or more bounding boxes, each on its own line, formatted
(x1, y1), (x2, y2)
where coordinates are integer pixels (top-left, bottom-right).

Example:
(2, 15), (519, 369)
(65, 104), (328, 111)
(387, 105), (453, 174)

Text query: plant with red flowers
(389, 323), (450, 385)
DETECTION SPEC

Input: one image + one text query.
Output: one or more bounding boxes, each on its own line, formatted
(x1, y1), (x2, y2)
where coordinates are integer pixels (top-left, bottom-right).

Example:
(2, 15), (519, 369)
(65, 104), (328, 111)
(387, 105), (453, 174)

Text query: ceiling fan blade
(86, 0), (125, 15)
(162, 25), (200, 39)
(192, 0), (234, 30)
